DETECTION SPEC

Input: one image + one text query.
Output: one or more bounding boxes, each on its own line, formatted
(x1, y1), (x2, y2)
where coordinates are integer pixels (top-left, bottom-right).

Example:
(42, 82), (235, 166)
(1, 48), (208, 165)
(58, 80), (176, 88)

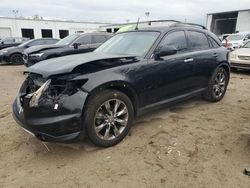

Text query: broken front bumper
(12, 90), (88, 142)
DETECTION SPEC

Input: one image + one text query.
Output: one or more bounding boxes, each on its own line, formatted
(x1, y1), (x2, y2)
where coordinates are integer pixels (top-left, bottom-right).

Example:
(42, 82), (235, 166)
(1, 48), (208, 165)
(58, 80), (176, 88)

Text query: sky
(1, 0), (250, 25)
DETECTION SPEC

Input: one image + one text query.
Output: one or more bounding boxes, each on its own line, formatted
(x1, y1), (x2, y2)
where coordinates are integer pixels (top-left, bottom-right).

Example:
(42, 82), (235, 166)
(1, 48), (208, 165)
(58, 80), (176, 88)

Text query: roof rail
(171, 22), (207, 30)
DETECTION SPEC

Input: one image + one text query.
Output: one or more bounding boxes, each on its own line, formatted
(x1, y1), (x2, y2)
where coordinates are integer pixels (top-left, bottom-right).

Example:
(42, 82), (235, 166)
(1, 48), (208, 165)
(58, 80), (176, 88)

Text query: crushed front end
(12, 73), (88, 142)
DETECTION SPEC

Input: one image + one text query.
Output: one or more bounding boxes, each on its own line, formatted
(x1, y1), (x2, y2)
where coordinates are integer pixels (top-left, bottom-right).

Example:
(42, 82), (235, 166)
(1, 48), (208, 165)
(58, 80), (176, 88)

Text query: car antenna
(135, 17), (140, 30)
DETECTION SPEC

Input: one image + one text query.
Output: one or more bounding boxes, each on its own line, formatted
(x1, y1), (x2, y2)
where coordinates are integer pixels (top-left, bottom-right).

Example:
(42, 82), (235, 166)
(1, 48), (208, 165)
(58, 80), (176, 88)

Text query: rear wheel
(10, 53), (23, 64)
(83, 90), (134, 147)
(203, 67), (229, 102)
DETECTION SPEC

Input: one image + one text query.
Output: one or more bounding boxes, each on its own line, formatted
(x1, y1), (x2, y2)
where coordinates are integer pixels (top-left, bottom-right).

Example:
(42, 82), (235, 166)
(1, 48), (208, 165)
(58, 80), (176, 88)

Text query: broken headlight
(28, 74), (88, 107)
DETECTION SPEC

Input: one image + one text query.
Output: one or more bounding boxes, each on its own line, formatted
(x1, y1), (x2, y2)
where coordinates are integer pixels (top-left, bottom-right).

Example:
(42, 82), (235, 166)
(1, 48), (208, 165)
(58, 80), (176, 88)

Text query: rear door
(186, 30), (216, 89)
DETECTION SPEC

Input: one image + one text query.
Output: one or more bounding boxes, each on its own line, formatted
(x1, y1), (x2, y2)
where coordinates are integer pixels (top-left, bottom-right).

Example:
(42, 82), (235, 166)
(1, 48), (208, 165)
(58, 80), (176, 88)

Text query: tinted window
(208, 36), (220, 48)
(28, 40), (43, 46)
(188, 31), (209, 50)
(76, 35), (91, 45)
(92, 35), (107, 44)
(160, 31), (188, 52)
(44, 39), (58, 44)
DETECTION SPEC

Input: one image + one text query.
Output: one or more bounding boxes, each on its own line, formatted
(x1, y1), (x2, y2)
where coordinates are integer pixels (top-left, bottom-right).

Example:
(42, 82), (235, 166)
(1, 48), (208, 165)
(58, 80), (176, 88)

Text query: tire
(10, 53), (23, 65)
(83, 89), (134, 147)
(203, 67), (229, 102)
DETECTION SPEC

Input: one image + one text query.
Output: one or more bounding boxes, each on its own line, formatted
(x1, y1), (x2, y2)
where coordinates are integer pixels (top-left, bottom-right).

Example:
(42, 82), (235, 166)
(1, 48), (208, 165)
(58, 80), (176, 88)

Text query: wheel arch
(84, 81), (139, 117)
(218, 61), (230, 79)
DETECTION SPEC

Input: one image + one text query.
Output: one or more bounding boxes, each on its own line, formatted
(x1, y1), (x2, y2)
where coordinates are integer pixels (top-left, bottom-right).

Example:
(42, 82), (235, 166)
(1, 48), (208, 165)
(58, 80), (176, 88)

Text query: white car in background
(223, 32), (250, 50)
(230, 40), (250, 70)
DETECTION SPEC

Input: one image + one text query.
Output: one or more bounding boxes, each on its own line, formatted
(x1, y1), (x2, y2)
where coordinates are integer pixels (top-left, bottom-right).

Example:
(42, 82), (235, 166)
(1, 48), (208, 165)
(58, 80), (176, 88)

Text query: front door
(137, 30), (196, 107)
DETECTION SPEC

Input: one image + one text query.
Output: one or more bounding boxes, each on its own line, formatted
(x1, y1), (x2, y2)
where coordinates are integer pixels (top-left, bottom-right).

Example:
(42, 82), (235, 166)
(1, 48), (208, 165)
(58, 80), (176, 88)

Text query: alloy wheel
(94, 99), (129, 140)
(212, 70), (226, 98)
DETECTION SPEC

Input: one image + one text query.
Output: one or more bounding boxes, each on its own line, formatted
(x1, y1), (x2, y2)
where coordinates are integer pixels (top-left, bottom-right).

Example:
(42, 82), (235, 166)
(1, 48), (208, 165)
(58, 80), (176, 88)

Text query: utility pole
(12, 10), (19, 37)
(145, 12), (150, 21)
(12, 10), (19, 18)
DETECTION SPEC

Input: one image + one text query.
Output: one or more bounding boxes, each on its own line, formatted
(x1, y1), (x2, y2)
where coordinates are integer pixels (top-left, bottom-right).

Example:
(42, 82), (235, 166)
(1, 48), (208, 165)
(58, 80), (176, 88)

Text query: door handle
(184, 58), (194, 63)
(213, 53), (218, 57)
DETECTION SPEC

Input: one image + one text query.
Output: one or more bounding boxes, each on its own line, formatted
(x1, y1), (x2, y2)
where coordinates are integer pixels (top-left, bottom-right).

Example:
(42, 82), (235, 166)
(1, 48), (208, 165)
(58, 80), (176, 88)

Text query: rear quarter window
(188, 31), (209, 50)
(208, 36), (220, 48)
(92, 35), (107, 44)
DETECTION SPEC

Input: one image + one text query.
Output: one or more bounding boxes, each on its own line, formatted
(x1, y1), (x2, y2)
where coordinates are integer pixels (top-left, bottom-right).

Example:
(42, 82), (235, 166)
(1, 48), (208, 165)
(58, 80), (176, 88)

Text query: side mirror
(1, 41), (4, 45)
(73, 43), (81, 49)
(154, 46), (177, 60)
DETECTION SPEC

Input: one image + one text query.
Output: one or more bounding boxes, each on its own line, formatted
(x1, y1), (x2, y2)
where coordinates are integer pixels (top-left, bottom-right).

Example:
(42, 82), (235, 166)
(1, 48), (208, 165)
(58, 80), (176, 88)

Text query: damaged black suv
(13, 24), (230, 147)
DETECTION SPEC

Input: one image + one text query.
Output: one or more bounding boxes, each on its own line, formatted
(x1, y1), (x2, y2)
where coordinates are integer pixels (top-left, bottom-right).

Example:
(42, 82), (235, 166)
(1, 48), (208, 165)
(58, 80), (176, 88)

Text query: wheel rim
(94, 99), (129, 141)
(12, 55), (22, 64)
(213, 70), (226, 98)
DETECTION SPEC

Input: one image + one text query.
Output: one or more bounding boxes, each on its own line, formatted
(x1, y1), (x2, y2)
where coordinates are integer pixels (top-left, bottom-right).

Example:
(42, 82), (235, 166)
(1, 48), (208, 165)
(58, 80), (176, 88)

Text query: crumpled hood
(27, 52), (136, 78)
(25, 44), (64, 54)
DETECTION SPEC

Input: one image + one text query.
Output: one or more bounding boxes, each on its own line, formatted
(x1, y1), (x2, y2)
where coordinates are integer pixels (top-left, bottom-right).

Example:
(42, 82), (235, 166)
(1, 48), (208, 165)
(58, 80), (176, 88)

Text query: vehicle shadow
(231, 69), (250, 75)
(34, 96), (207, 154)
(0, 63), (23, 66)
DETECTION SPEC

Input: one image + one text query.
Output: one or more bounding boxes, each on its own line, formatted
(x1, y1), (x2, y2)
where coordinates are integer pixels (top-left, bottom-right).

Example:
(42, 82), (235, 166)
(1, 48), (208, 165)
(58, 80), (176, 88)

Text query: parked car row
(23, 32), (112, 67)
(0, 38), (59, 64)
(0, 32), (112, 65)
(12, 23), (230, 147)
(230, 40), (250, 70)
(221, 32), (250, 50)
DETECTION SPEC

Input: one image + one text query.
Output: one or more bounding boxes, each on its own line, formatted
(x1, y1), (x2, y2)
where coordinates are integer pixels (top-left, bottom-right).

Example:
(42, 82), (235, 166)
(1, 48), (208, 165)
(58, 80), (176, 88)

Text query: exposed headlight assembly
(29, 79), (51, 107)
(30, 53), (44, 57)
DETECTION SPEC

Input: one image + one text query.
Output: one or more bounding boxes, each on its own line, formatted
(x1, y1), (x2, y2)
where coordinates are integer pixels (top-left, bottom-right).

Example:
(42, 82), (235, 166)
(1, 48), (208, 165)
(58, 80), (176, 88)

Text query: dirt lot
(0, 65), (249, 188)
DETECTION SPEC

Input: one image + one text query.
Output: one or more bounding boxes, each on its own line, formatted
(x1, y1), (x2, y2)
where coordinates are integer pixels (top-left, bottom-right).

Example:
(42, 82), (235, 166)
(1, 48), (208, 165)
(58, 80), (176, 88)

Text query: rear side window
(188, 31), (209, 50)
(28, 40), (43, 46)
(92, 35), (107, 44)
(208, 36), (220, 48)
(76, 35), (91, 45)
(44, 39), (58, 44)
(160, 31), (188, 53)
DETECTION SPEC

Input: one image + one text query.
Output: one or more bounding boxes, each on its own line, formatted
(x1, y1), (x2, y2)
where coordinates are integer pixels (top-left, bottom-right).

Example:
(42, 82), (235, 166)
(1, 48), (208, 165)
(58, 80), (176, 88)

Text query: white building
(0, 17), (109, 39)
(207, 9), (250, 35)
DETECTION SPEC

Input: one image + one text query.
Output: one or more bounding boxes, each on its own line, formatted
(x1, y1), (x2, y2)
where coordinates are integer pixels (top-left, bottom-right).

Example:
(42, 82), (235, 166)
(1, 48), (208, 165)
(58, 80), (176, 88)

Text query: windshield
(56, 34), (79, 45)
(95, 31), (160, 56)
(227, 34), (245, 41)
(243, 41), (250, 48)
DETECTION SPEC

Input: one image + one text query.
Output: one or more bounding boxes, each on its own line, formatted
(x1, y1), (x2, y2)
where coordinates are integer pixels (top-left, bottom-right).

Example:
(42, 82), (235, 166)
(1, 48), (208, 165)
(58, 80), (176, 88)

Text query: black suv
(13, 24), (230, 147)
(0, 38), (59, 64)
(23, 33), (112, 67)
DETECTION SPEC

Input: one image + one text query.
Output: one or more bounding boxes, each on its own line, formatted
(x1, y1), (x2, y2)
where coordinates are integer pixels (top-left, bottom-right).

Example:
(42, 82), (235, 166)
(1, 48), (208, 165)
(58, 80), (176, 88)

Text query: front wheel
(83, 90), (134, 147)
(203, 67), (229, 102)
(10, 53), (23, 64)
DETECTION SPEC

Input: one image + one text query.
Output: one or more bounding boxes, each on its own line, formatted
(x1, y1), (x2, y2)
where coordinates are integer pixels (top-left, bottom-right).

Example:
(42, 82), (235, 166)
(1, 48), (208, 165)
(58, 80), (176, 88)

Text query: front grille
(238, 55), (250, 61)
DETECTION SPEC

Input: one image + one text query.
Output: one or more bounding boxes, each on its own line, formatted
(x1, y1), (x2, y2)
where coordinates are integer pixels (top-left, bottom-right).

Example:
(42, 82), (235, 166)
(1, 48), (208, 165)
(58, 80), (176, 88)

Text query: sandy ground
(0, 65), (249, 188)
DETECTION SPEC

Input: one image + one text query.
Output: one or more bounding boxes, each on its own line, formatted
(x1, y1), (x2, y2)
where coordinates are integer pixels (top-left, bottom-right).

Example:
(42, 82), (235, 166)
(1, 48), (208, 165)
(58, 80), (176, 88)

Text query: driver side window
(160, 31), (188, 53)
